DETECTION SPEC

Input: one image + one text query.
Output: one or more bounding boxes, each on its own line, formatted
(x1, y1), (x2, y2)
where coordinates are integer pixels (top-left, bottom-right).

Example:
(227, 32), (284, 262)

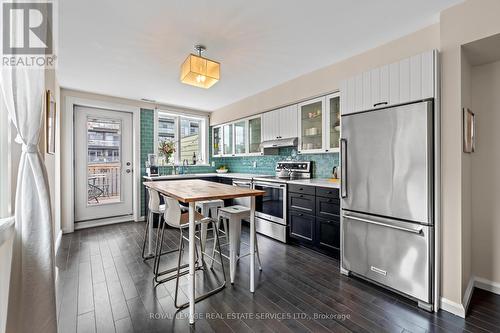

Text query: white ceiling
(59, 0), (461, 112)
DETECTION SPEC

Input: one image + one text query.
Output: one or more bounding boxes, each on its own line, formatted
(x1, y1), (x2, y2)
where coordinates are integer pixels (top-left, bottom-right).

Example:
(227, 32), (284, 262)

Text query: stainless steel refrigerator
(340, 100), (434, 311)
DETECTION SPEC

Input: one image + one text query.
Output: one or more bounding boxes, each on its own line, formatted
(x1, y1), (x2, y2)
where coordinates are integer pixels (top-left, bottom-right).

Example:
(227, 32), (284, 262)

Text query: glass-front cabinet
(234, 120), (246, 155)
(212, 126), (222, 156)
(223, 123), (233, 155)
(326, 92), (341, 152)
(298, 96), (326, 153)
(212, 115), (262, 158)
(248, 116), (262, 154)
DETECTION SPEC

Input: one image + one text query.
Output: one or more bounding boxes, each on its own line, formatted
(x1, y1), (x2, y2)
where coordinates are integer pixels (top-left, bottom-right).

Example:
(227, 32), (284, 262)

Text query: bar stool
(154, 195), (227, 309)
(142, 188), (165, 260)
(196, 199), (226, 261)
(213, 205), (262, 284)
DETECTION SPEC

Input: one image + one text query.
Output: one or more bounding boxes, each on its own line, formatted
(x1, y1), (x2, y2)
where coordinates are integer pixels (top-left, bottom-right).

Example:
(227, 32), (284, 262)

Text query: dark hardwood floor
(55, 222), (500, 333)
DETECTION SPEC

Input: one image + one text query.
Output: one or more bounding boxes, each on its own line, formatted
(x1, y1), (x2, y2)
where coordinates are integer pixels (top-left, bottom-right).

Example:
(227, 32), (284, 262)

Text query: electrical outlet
(252, 161), (257, 168)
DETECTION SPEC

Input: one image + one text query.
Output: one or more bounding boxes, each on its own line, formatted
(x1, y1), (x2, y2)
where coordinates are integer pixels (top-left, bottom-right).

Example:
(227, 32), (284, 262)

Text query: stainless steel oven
(252, 180), (287, 243)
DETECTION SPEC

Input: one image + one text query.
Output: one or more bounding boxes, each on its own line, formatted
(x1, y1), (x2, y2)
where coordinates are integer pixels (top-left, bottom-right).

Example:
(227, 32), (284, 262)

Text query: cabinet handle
(373, 102), (388, 107)
(298, 213), (303, 217)
(299, 194), (304, 198)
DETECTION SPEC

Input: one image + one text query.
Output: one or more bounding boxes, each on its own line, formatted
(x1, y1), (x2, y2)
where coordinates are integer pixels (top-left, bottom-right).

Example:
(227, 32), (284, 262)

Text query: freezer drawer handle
(340, 139), (347, 198)
(342, 213), (423, 235)
(370, 266), (387, 276)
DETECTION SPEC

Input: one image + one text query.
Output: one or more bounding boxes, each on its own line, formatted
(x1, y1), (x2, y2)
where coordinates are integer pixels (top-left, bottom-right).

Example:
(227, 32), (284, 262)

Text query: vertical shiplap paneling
(370, 68), (381, 107)
(339, 80), (348, 115)
(421, 50), (434, 99)
(362, 71), (371, 111)
(410, 54), (422, 101)
(389, 62), (400, 105)
(380, 65), (389, 105)
(399, 58), (410, 102)
(347, 77), (356, 115)
(355, 73), (363, 112)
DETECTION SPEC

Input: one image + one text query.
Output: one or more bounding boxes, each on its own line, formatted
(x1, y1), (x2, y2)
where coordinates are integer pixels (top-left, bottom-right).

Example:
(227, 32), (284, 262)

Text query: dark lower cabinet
(288, 185), (340, 258)
(316, 216), (340, 256)
(289, 211), (315, 243)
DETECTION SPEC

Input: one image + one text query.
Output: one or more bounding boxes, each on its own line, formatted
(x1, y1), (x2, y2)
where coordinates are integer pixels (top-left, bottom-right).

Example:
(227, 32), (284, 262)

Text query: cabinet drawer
(316, 217), (340, 251)
(316, 187), (339, 199)
(289, 210), (315, 243)
(342, 214), (431, 303)
(316, 196), (340, 219)
(288, 184), (315, 196)
(288, 193), (315, 214)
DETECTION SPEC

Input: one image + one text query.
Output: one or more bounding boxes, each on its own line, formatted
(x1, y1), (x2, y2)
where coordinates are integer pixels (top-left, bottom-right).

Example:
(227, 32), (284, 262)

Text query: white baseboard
(74, 215), (134, 230)
(54, 229), (63, 255)
(440, 297), (466, 318)
(441, 276), (500, 318)
(475, 276), (500, 295)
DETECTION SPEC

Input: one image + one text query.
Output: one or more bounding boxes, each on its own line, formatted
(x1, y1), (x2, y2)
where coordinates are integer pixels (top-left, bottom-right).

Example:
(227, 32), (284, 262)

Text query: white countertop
(143, 173), (340, 189)
(287, 178), (341, 189)
(142, 172), (270, 181)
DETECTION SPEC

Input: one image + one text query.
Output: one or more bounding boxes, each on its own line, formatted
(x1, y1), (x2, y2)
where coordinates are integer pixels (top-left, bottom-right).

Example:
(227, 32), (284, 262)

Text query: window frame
(156, 110), (209, 166)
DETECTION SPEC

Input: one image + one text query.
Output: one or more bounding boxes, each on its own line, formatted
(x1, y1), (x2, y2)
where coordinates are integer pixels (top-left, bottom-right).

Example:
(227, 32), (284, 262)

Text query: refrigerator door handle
(340, 138), (347, 198)
(343, 213), (423, 235)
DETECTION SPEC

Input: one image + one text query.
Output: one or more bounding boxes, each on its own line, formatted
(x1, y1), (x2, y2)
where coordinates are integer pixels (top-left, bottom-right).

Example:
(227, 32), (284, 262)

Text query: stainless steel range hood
(261, 137), (297, 154)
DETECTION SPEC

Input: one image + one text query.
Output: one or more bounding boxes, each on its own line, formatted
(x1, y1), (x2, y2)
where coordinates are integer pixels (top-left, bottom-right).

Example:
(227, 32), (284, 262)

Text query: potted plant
(158, 140), (176, 164)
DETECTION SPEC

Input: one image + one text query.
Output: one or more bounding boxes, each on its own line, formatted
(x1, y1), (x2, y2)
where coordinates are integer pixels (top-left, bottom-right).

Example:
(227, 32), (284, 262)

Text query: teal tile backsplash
(140, 112), (339, 215)
(211, 147), (339, 178)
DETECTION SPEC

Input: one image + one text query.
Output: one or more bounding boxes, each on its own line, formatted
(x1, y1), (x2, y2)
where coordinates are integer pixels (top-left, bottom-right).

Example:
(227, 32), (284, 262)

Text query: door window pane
(87, 117), (121, 206)
(180, 118), (201, 164)
(248, 117), (261, 153)
(234, 121), (246, 154)
(329, 96), (341, 149)
(300, 101), (323, 150)
(223, 124), (233, 155)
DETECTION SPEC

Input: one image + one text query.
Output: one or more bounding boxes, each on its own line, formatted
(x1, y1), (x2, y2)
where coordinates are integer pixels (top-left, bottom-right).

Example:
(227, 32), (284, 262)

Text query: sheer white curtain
(0, 67), (57, 333)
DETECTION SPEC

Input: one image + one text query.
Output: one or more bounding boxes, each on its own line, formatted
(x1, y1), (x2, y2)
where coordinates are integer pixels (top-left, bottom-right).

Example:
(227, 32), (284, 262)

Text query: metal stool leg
(174, 220), (226, 310)
(141, 214), (150, 260)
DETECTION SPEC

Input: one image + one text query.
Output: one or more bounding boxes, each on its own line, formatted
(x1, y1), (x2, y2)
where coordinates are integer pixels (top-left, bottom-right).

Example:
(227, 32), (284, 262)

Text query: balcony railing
(87, 163), (121, 205)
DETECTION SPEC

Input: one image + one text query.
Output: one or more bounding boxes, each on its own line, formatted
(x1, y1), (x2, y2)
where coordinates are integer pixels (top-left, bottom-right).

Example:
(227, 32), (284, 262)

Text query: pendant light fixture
(180, 45), (220, 89)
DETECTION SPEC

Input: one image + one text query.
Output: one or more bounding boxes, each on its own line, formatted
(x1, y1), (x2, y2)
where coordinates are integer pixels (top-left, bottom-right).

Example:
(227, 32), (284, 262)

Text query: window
(157, 112), (208, 165)
(0, 101), (11, 218)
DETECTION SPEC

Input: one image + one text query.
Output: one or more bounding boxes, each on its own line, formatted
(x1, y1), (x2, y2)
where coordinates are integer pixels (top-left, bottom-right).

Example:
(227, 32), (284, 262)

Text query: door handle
(373, 102), (388, 108)
(340, 138), (347, 198)
(342, 213), (423, 234)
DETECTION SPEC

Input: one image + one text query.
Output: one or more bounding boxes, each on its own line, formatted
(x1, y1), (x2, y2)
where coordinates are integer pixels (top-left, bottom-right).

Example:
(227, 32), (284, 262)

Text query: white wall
(210, 24), (440, 125)
(471, 59), (500, 285)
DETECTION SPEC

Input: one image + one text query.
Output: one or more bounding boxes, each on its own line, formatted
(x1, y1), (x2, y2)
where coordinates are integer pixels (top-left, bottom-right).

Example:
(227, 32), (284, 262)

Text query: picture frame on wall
(46, 90), (56, 154)
(463, 108), (475, 153)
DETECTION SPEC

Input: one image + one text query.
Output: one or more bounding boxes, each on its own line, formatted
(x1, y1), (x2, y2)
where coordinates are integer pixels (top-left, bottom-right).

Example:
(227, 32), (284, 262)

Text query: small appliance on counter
(252, 161), (312, 243)
(146, 154), (159, 177)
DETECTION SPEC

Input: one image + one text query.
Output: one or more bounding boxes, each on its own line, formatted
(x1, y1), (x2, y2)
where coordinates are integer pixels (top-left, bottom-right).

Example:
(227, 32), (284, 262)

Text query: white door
(74, 106), (134, 222)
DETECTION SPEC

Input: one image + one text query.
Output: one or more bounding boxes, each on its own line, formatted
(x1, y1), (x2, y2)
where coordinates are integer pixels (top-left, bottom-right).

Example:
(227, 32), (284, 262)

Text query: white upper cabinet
(262, 110), (279, 141)
(340, 50), (436, 115)
(279, 104), (298, 139)
(262, 105), (298, 141)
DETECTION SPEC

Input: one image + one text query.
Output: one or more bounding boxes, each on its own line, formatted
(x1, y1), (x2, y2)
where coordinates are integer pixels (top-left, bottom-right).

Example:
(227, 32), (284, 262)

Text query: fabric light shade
(180, 53), (220, 89)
